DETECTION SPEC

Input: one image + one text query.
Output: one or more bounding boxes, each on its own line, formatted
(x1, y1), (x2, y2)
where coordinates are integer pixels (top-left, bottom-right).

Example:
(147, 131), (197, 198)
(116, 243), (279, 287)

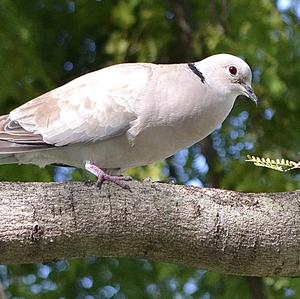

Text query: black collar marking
(188, 63), (205, 84)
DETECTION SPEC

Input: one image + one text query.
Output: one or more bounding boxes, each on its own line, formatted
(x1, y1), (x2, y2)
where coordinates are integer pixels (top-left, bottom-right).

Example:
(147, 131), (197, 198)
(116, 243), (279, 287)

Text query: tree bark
(0, 181), (299, 277)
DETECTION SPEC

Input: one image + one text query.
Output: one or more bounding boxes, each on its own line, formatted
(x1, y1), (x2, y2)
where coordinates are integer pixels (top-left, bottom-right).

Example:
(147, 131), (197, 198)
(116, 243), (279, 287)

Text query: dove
(0, 54), (257, 187)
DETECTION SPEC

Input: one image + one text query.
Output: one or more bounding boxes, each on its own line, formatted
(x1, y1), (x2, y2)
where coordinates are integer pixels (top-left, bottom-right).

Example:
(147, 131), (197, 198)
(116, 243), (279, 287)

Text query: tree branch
(0, 181), (299, 277)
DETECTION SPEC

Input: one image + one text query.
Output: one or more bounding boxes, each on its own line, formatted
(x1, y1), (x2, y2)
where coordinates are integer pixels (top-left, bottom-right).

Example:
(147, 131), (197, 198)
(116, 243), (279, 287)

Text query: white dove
(0, 54), (257, 187)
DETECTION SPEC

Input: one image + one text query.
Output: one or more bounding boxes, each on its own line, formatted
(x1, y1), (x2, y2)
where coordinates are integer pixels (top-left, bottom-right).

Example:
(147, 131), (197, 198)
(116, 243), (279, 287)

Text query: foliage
(246, 155), (300, 172)
(1, 0), (300, 298)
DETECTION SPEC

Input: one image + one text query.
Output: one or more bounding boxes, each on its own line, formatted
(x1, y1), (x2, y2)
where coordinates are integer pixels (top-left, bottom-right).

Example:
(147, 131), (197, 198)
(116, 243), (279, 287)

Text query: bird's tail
(0, 114), (53, 165)
(0, 154), (18, 164)
(0, 139), (50, 165)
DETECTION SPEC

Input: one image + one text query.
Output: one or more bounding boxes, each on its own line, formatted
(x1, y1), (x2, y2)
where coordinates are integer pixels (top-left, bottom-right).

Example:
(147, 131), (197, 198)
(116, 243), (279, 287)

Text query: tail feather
(0, 140), (53, 166)
(0, 140), (50, 155)
(0, 154), (18, 164)
(0, 114), (49, 152)
(0, 114), (46, 145)
(0, 115), (53, 166)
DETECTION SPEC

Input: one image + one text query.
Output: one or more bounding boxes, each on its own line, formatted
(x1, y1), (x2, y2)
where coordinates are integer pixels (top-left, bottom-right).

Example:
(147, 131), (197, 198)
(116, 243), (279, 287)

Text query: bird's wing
(1, 63), (152, 148)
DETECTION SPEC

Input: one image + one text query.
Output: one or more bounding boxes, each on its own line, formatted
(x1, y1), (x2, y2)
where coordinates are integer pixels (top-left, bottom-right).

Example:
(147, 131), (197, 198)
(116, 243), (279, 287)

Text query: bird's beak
(240, 82), (258, 105)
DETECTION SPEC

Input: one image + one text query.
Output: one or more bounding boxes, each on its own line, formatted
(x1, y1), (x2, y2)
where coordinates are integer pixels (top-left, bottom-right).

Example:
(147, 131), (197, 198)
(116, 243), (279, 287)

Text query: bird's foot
(96, 172), (132, 189)
(85, 161), (131, 190)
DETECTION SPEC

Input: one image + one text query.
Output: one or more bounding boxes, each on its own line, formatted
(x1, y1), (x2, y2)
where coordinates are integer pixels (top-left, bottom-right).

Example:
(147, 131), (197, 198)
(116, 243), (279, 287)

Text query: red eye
(229, 66), (237, 75)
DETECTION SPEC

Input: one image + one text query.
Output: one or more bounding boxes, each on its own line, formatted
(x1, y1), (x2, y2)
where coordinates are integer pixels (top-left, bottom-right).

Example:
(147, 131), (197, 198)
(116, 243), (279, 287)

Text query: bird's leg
(85, 161), (131, 189)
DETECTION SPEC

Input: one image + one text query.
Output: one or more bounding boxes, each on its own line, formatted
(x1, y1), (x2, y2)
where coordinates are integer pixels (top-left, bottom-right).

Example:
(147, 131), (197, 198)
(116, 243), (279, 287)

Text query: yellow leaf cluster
(246, 155), (299, 172)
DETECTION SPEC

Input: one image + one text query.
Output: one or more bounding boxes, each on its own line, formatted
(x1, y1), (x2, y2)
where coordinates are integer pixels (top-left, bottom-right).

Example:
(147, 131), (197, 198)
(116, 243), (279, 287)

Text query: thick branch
(0, 181), (299, 277)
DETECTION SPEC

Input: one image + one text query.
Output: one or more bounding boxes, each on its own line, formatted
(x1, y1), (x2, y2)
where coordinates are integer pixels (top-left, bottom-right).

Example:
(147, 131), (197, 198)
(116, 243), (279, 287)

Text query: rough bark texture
(0, 181), (299, 277)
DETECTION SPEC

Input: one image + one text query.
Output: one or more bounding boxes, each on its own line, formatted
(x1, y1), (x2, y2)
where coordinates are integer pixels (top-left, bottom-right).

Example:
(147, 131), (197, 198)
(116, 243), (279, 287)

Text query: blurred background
(0, 0), (300, 298)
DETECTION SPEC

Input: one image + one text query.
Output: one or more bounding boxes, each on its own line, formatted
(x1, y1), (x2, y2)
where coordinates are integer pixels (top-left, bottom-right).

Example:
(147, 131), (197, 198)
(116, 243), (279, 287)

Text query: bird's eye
(229, 66), (237, 75)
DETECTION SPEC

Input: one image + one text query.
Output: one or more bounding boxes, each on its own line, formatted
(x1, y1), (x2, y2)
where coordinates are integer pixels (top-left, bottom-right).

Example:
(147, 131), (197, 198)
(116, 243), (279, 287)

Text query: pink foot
(85, 161), (131, 189)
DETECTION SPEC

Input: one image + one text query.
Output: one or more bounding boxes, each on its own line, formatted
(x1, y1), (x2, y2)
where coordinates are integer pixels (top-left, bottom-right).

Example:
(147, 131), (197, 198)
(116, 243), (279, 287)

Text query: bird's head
(197, 54), (258, 104)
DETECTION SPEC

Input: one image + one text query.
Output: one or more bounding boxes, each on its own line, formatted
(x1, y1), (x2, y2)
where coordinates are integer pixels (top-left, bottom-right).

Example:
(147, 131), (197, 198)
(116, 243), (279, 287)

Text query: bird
(0, 54), (257, 188)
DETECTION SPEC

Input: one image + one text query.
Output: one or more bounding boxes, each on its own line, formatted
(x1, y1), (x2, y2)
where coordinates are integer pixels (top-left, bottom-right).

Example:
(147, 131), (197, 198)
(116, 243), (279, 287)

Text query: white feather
(9, 63), (153, 146)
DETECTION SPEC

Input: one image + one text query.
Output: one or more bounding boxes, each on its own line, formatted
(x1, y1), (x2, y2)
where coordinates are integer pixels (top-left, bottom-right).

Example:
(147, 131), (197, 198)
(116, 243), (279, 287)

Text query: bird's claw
(85, 161), (132, 190)
(96, 174), (131, 190)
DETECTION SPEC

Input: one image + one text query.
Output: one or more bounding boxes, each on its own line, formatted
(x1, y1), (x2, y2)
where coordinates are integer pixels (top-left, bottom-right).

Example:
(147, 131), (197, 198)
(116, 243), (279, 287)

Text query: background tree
(0, 0), (300, 298)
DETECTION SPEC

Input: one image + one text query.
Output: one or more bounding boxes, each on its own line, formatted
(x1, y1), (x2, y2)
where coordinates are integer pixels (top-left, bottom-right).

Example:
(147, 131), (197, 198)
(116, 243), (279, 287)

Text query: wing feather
(3, 63), (152, 148)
